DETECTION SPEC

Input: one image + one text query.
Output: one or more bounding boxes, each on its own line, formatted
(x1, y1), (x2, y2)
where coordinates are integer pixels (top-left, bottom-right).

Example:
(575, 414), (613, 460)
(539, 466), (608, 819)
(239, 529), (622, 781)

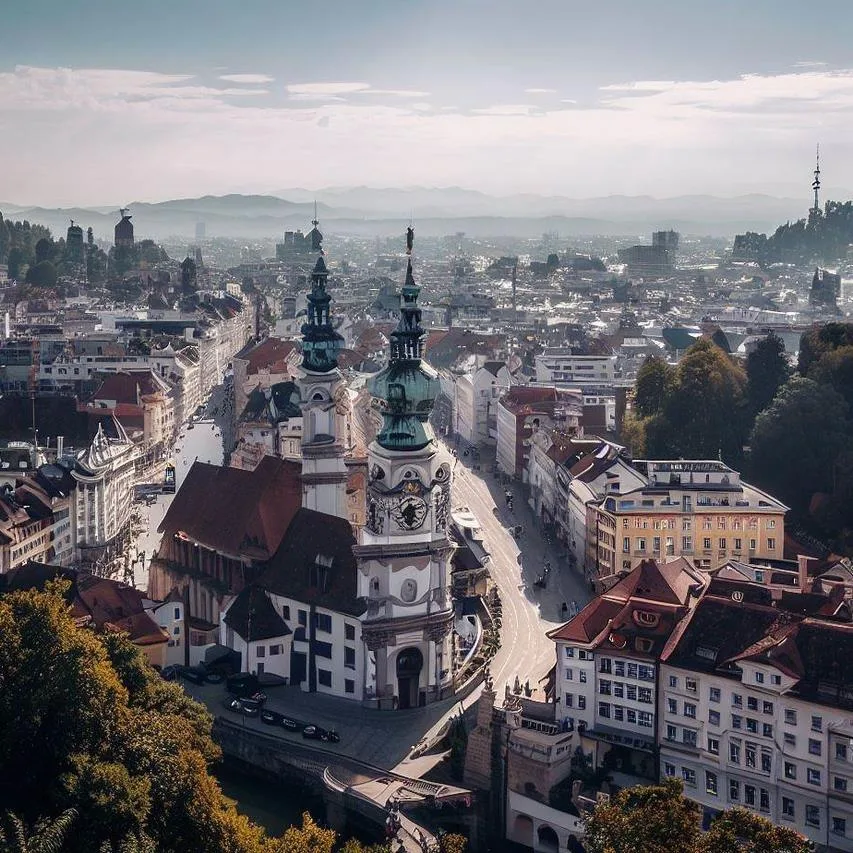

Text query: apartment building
(659, 571), (853, 851)
(548, 558), (707, 789)
(588, 460), (787, 586)
(452, 361), (512, 446)
(534, 350), (617, 388)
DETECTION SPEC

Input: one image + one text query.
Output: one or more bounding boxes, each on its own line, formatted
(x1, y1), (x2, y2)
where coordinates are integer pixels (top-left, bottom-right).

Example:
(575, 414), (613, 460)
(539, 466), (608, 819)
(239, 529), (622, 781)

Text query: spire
(300, 253), (342, 373)
(310, 201), (323, 252)
(368, 227), (440, 451)
(812, 144), (821, 214)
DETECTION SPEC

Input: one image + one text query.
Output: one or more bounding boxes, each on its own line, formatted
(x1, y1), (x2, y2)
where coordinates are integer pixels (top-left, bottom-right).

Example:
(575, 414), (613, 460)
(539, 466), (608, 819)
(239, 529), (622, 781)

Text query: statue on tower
(406, 226), (414, 255)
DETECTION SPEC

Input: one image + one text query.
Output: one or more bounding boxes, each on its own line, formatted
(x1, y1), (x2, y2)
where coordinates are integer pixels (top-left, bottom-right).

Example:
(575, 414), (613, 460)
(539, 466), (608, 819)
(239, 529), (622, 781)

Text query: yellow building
(588, 460), (787, 586)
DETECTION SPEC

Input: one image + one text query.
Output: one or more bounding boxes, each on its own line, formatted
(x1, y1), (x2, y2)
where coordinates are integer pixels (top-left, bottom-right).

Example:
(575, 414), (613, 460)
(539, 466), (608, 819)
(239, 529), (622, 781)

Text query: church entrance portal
(396, 647), (423, 709)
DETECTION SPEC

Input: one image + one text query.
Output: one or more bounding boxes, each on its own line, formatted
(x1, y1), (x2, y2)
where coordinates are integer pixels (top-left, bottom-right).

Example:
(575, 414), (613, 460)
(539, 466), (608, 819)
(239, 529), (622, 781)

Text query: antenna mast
(812, 144), (821, 214)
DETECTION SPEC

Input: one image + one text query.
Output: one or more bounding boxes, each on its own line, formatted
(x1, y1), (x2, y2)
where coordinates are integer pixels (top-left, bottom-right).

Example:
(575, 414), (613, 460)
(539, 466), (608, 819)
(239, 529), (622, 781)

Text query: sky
(3, 0), (853, 206)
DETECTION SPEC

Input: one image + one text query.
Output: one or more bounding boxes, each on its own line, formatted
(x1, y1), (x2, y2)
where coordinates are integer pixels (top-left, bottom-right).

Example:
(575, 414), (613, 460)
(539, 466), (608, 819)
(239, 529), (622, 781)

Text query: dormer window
(633, 610), (660, 628)
(308, 554), (333, 591)
(635, 637), (654, 653)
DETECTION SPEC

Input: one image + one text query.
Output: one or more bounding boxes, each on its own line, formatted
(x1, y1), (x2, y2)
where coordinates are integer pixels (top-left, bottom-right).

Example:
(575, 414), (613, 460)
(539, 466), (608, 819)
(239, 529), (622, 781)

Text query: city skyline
(4, 0), (853, 206)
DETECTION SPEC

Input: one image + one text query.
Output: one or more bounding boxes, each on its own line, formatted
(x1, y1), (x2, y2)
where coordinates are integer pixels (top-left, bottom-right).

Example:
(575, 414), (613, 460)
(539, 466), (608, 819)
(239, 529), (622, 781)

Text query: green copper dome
(369, 247), (439, 451)
(301, 255), (343, 373)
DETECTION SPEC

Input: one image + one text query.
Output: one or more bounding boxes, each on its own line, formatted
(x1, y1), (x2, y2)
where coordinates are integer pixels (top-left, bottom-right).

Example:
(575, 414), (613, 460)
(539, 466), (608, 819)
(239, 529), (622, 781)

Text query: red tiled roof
(92, 370), (165, 404)
(239, 338), (298, 376)
(158, 456), (302, 559)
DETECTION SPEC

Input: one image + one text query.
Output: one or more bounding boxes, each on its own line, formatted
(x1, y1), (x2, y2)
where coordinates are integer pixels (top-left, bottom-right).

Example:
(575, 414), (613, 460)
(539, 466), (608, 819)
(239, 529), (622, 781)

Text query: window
(734, 538), (742, 551)
(638, 687), (653, 704)
(256, 646), (265, 658)
(761, 752), (772, 773)
(763, 723), (773, 738)
(600, 658), (612, 674)
(806, 806), (820, 828)
(314, 640), (333, 659)
(705, 770), (717, 797)
(622, 536), (630, 553)
(710, 687), (721, 703)
(719, 537), (726, 550)
(748, 696), (758, 711)
(755, 671), (765, 684)
(704, 538), (712, 550)
(626, 709), (637, 725)
(614, 683), (624, 698)
(318, 669), (332, 687)
(298, 609), (307, 626)
(626, 684), (637, 701)
(613, 705), (623, 721)
(782, 797), (795, 819)
(614, 661), (625, 676)
(767, 519), (776, 529)
(564, 693), (574, 707)
(601, 680), (612, 696)
(833, 817), (847, 837)
(638, 664), (655, 681)
(745, 785), (756, 806)
(578, 696), (587, 710)
(667, 724), (678, 741)
(579, 671), (587, 683)
(708, 737), (720, 755)
(269, 644), (282, 656)
(732, 715), (742, 730)
(173, 626), (181, 636)
(812, 715), (823, 732)
(682, 767), (696, 786)
(763, 701), (773, 715)
(683, 729), (697, 747)
(785, 709), (797, 725)
(565, 668), (573, 681)
(771, 674), (781, 685)
(746, 743), (757, 768)
(685, 677), (697, 693)
(664, 762), (676, 777)
(638, 711), (653, 727)
(637, 538), (646, 552)
(669, 675), (678, 688)
(810, 739), (822, 756)
(785, 762), (797, 780)
(314, 612), (332, 633)
(283, 605), (291, 620)
(653, 536), (661, 553)
(835, 776), (848, 793)
(345, 623), (356, 641)
(344, 646), (356, 669)
(732, 693), (743, 708)
(345, 678), (355, 694)
(730, 742), (741, 764)
(784, 733), (797, 748)
(627, 663), (638, 679)
(729, 780), (740, 802)
(750, 538), (757, 550)
(767, 538), (776, 550)
(746, 718), (758, 734)
(759, 789), (770, 812)
(667, 698), (678, 714)
(808, 768), (822, 786)
(599, 702), (611, 718)
(684, 702), (696, 719)
(838, 743), (849, 761)
(709, 710), (720, 726)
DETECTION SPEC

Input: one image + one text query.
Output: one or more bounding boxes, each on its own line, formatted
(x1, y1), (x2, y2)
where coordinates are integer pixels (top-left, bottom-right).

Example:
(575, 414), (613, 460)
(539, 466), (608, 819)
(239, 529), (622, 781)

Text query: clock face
(393, 495), (428, 530)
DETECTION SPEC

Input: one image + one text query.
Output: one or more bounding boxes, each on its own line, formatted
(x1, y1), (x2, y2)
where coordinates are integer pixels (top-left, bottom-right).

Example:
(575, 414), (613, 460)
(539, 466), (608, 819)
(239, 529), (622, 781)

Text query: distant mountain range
(0, 188), (825, 241)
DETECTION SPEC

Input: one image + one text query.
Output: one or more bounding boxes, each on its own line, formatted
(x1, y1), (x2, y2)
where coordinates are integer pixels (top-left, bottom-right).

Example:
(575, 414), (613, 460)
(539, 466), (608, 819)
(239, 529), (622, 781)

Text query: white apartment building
(659, 573), (853, 851)
(453, 361), (511, 446)
(535, 350), (617, 387)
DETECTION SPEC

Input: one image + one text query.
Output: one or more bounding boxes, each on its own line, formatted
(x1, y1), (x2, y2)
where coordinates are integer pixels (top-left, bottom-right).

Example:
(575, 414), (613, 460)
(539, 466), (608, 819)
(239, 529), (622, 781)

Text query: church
(218, 229), (460, 709)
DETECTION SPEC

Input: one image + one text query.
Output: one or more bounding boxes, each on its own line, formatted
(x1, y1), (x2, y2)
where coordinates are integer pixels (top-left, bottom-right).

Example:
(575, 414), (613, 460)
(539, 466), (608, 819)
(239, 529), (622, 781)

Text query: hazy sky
(3, 0), (853, 206)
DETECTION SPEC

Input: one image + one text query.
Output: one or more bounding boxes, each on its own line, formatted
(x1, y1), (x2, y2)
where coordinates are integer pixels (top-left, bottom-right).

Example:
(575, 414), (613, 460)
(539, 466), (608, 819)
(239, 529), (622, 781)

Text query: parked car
(226, 672), (260, 696)
(260, 709), (285, 727)
(238, 697), (262, 717)
(178, 666), (207, 686)
(223, 697), (243, 714)
(282, 717), (299, 731)
(302, 725), (340, 743)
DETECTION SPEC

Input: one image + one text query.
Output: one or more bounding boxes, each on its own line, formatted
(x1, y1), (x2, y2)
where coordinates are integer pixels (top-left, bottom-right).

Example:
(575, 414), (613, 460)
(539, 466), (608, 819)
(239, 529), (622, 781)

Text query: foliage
(798, 323), (853, 376)
(623, 340), (748, 464)
(750, 377), (850, 515)
(584, 780), (812, 853)
(0, 584), (388, 853)
(583, 778), (700, 853)
(745, 331), (790, 416)
(24, 261), (58, 289)
(699, 807), (813, 853)
(807, 344), (853, 413)
(0, 810), (77, 853)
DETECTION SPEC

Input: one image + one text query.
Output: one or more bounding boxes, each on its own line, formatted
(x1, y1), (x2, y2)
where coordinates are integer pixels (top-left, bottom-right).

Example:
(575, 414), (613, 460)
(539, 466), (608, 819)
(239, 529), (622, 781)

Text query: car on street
(302, 725), (340, 743)
(260, 709), (284, 727)
(237, 697), (263, 717)
(223, 697), (243, 714)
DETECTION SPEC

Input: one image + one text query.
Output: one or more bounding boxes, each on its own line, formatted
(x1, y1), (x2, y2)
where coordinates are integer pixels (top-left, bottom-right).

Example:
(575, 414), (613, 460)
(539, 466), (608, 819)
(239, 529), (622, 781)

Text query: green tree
(749, 377), (850, 514)
(700, 807), (813, 853)
(633, 356), (675, 418)
(24, 260), (58, 289)
(35, 238), (57, 265)
(798, 323), (853, 376)
(583, 778), (700, 853)
(0, 810), (77, 853)
(746, 332), (790, 417)
(808, 345), (853, 412)
(7, 247), (26, 281)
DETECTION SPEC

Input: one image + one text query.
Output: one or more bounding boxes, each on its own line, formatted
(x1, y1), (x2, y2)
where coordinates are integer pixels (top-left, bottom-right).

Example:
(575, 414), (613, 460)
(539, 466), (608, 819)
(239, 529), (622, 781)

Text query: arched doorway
(537, 824), (559, 853)
(395, 647), (423, 709)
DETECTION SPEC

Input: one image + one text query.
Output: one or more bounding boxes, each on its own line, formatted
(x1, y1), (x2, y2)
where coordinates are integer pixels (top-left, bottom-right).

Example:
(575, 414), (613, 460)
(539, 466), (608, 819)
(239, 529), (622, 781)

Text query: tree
(749, 377), (850, 514)
(746, 332), (790, 417)
(24, 260), (57, 289)
(34, 237), (56, 265)
(700, 807), (813, 853)
(634, 356), (675, 418)
(808, 345), (853, 413)
(0, 810), (77, 853)
(798, 323), (853, 376)
(583, 778), (700, 853)
(7, 247), (26, 281)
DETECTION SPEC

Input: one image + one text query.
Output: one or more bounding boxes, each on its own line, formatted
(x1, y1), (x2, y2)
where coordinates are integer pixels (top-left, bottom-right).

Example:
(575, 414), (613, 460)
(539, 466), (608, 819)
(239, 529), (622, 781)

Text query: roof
(236, 337), (298, 377)
(91, 370), (168, 405)
(158, 456), (302, 559)
(224, 585), (292, 642)
(257, 508), (364, 616)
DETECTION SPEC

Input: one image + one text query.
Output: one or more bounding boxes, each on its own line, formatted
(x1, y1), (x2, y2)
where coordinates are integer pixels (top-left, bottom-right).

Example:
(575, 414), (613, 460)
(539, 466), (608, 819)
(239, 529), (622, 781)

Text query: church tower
(355, 229), (455, 709)
(298, 248), (349, 519)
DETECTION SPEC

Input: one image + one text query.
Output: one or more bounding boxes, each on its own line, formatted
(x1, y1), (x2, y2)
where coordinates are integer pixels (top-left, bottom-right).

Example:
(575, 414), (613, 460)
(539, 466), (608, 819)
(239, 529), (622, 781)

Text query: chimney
(798, 555), (816, 593)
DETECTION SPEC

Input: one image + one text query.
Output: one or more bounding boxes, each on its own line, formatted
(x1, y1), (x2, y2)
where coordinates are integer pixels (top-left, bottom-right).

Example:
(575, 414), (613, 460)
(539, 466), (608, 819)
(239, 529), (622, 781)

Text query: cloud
(793, 61), (827, 68)
(524, 88), (556, 94)
(286, 82), (370, 97)
(472, 104), (540, 116)
(354, 88), (431, 98)
(218, 73), (274, 84)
